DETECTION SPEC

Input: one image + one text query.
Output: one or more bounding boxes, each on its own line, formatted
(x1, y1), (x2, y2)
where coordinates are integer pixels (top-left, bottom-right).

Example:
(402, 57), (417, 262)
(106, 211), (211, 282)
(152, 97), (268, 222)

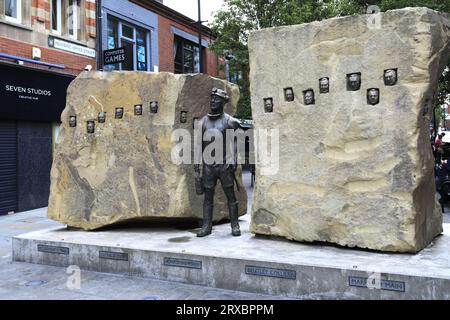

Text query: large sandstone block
(48, 72), (247, 230)
(249, 8), (449, 252)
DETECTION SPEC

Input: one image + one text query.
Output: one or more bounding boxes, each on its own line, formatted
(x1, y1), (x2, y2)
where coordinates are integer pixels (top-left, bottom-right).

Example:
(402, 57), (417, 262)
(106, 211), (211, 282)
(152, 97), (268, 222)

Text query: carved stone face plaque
(303, 89), (315, 105)
(134, 104), (143, 116)
(115, 107), (124, 119)
(180, 111), (188, 123)
(98, 112), (106, 123)
(69, 116), (77, 127)
(319, 77), (329, 93)
(284, 88), (294, 102)
(384, 69), (398, 86)
(347, 73), (361, 91)
(264, 98), (273, 113)
(87, 120), (95, 134)
(150, 101), (159, 114)
(367, 88), (380, 105)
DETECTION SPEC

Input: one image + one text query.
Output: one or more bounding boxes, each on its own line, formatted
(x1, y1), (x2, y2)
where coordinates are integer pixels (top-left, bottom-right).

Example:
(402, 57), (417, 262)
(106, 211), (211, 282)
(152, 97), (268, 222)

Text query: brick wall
(1, 0), (97, 75)
(29, 0), (97, 42)
(86, 0), (97, 38)
(158, 14), (219, 77)
(0, 37), (96, 75)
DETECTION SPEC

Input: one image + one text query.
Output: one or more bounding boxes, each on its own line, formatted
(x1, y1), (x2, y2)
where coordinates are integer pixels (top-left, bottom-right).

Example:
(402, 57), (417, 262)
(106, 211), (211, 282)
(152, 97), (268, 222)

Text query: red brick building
(1, 0), (97, 74)
(124, 0), (222, 77)
(0, 0), (223, 215)
(0, 0), (97, 215)
(149, 1), (219, 77)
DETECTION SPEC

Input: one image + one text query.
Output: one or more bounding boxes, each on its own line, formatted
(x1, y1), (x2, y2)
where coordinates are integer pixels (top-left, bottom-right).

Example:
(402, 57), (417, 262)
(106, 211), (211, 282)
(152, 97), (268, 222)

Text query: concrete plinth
(12, 214), (450, 299)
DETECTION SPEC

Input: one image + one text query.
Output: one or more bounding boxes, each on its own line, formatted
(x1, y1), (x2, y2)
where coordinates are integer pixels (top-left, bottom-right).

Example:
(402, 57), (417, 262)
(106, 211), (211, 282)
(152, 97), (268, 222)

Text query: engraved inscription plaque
(348, 276), (405, 292)
(99, 251), (129, 261)
(37, 244), (69, 255)
(163, 257), (202, 269)
(245, 265), (296, 280)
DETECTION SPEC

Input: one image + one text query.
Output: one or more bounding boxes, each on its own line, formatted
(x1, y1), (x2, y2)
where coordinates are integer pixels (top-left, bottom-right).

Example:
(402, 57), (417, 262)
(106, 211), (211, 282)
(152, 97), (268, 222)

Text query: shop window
(50, 0), (81, 40)
(136, 28), (147, 71)
(174, 36), (201, 74)
(5, 0), (22, 23)
(105, 15), (150, 71)
(107, 17), (118, 49)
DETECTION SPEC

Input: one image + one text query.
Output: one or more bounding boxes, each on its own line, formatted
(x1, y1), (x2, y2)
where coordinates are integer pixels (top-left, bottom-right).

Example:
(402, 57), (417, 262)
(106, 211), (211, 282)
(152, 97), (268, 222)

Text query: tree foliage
(210, 0), (450, 119)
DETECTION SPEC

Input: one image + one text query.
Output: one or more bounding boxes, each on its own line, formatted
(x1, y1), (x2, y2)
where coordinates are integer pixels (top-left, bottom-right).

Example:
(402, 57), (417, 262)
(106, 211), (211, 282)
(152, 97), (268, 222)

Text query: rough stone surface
(249, 8), (450, 252)
(48, 72), (247, 230)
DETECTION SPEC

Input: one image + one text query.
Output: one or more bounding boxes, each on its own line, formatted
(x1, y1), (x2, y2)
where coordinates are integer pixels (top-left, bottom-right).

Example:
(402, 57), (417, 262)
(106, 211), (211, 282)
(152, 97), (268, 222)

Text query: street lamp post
(198, 0), (203, 74)
(444, 105), (447, 131)
(96, 0), (103, 70)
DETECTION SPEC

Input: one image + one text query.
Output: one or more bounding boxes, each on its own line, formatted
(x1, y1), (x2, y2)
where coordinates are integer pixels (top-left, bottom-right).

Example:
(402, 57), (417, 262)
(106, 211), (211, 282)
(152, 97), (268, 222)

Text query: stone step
(12, 215), (450, 299)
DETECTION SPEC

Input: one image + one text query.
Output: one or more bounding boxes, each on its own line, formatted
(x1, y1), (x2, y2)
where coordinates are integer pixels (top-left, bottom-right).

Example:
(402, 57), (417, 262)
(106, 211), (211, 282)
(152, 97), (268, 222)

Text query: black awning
(0, 62), (75, 122)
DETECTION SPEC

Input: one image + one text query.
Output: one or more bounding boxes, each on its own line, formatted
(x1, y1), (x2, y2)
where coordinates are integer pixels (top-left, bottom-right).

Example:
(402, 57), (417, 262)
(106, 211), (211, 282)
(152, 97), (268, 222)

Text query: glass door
(121, 39), (135, 71)
(120, 23), (135, 71)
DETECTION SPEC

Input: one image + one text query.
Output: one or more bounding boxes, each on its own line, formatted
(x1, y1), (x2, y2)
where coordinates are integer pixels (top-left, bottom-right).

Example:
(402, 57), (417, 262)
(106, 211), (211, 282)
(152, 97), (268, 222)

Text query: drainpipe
(96, 0), (103, 70)
(198, 0), (204, 73)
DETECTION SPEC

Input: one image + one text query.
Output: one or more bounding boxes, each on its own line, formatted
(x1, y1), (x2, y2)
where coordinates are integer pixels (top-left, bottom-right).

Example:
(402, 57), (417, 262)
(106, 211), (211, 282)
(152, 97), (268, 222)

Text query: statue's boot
(229, 202), (241, 237)
(197, 203), (213, 237)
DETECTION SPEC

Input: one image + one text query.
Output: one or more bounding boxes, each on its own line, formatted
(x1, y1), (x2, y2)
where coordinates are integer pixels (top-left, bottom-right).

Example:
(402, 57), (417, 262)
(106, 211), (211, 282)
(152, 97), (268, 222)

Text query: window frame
(68, 0), (80, 40)
(51, 0), (62, 35)
(135, 27), (148, 71)
(174, 36), (202, 74)
(4, 0), (22, 24)
(105, 14), (151, 72)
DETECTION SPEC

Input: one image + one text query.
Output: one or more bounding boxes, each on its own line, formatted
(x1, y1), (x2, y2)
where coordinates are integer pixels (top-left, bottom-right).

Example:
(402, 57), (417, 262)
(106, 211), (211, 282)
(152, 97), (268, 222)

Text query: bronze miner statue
(194, 87), (241, 237)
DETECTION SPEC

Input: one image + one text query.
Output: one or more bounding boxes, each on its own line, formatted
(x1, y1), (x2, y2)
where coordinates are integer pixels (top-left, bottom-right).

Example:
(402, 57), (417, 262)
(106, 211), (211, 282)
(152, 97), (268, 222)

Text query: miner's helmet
(211, 87), (230, 102)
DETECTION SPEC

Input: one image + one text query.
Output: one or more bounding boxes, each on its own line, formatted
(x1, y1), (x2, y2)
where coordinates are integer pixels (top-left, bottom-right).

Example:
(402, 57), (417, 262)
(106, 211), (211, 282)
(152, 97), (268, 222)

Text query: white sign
(49, 37), (96, 58)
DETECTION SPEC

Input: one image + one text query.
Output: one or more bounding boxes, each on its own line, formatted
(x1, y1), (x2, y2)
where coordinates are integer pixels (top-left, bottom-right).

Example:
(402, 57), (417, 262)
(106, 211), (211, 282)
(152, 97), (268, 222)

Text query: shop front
(0, 62), (74, 215)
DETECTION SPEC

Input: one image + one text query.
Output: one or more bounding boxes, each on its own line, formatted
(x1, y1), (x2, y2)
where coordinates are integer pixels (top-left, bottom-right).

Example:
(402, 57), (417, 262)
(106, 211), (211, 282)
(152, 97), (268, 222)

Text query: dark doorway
(122, 39), (135, 71)
(17, 121), (53, 212)
(0, 121), (18, 215)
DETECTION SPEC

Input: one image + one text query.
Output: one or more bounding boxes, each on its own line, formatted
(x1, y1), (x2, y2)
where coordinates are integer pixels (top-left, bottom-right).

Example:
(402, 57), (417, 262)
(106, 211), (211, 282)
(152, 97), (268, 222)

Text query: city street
(0, 172), (290, 300)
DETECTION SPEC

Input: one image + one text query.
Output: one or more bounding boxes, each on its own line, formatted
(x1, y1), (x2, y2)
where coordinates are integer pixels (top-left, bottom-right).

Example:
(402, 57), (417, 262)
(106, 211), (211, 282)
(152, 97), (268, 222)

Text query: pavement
(0, 172), (291, 300)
